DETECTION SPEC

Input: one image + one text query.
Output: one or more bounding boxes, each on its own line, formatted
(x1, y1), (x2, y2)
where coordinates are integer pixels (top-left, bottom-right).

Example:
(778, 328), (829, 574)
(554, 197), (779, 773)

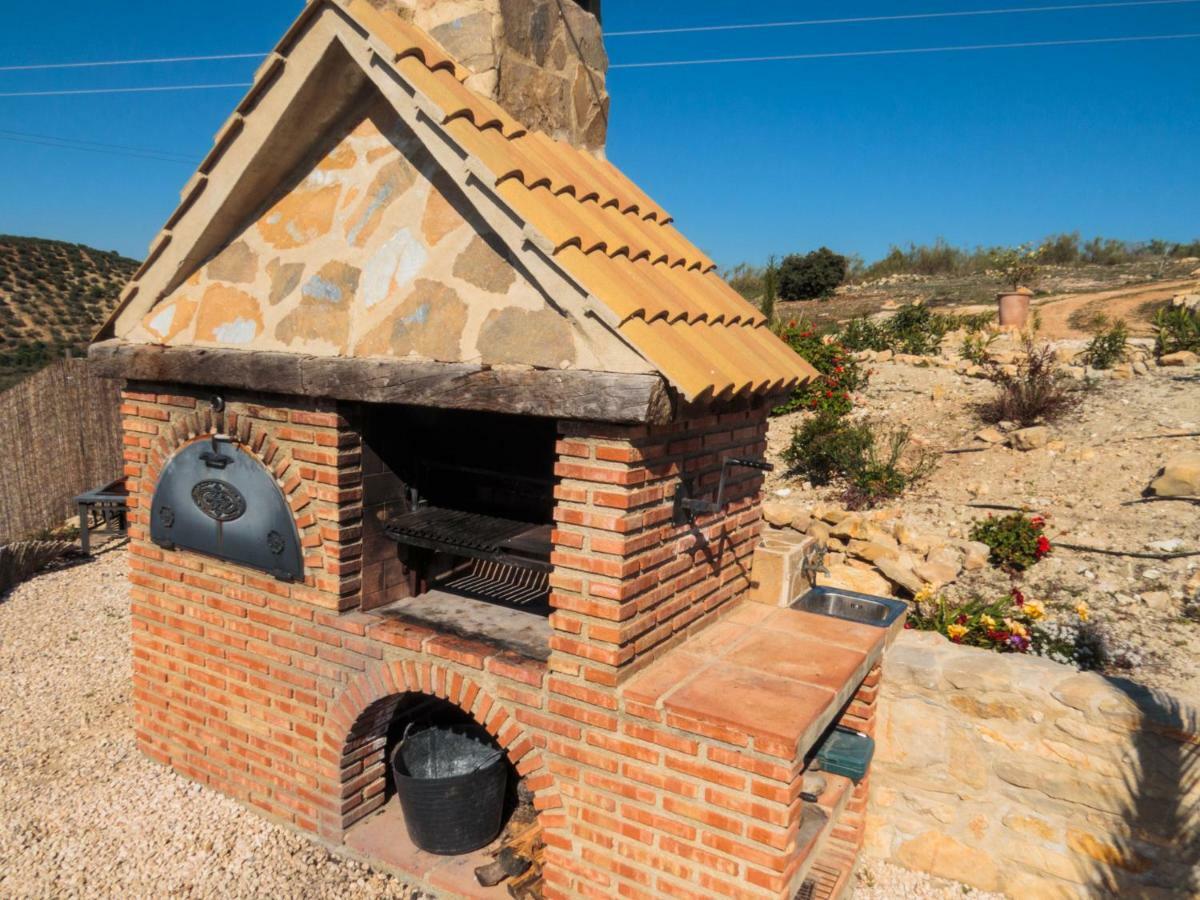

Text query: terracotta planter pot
(997, 289), (1032, 328)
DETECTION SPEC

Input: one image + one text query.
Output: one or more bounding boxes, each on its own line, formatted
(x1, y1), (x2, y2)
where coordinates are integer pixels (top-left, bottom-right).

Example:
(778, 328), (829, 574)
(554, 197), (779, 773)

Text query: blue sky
(0, 1), (1197, 268)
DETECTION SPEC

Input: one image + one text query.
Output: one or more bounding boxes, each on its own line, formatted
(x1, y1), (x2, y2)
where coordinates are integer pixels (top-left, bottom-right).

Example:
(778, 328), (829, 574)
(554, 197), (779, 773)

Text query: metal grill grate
(440, 559), (550, 608)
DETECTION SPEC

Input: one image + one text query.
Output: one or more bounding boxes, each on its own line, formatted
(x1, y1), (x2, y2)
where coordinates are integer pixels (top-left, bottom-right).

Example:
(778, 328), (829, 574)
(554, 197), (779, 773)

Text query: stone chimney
(375, 0), (609, 151)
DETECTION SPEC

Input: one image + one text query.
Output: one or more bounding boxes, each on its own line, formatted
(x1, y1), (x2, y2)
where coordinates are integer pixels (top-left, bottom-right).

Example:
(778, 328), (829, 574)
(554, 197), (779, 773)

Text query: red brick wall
(122, 386), (560, 839)
(123, 387), (867, 900)
(550, 409), (770, 687)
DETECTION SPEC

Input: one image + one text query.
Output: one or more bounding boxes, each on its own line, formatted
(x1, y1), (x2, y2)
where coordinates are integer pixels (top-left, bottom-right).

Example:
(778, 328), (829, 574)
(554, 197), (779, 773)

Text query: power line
(0, 129), (196, 163)
(609, 31), (1200, 68)
(0, 82), (252, 98)
(0, 52), (268, 73)
(0, 32), (1196, 96)
(1, 0), (1195, 73)
(606, 0), (1200, 37)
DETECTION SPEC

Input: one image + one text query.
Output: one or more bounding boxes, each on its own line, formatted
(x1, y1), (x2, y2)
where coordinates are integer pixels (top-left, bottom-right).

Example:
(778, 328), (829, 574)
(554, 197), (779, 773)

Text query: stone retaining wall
(866, 630), (1199, 898)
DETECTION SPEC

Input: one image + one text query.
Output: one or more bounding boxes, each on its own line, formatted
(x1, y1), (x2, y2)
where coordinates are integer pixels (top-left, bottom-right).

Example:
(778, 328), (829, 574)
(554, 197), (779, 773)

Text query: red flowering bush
(772, 318), (869, 416)
(969, 512), (1052, 572)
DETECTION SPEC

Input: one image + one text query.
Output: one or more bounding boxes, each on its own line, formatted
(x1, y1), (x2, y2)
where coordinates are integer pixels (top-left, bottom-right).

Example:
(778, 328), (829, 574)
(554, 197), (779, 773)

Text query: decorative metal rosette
(191, 480), (247, 522)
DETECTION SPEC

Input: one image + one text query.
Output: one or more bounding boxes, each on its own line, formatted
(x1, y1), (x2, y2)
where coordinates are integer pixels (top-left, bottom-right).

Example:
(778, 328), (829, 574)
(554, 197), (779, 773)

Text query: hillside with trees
(0, 236), (137, 390)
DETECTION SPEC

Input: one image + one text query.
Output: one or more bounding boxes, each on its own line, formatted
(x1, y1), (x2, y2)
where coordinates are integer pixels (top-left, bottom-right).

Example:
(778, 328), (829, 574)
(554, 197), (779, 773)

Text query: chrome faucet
(800, 541), (830, 585)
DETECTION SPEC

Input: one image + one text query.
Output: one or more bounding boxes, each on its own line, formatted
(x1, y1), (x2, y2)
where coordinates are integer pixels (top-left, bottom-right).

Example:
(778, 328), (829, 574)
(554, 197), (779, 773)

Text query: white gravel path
(0, 549), (420, 900)
(1, 547), (985, 899)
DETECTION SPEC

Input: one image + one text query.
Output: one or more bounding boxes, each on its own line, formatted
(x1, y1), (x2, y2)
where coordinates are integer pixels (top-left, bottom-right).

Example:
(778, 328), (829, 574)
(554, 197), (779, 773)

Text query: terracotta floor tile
(764, 608), (885, 656)
(726, 632), (868, 693)
(664, 663), (835, 756)
(723, 600), (775, 626)
(685, 619), (752, 657)
(622, 650), (709, 707)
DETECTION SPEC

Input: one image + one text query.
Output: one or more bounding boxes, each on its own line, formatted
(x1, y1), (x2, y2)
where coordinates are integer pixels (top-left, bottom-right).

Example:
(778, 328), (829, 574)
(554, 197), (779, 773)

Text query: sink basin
(791, 586), (907, 628)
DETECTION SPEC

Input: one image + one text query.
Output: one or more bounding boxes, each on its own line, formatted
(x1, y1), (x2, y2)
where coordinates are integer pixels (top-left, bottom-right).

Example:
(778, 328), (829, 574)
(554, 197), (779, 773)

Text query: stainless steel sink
(790, 586), (907, 628)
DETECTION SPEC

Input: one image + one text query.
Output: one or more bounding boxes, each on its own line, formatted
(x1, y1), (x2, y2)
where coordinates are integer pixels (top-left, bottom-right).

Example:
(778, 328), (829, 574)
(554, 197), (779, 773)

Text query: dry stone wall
(866, 630), (1200, 898)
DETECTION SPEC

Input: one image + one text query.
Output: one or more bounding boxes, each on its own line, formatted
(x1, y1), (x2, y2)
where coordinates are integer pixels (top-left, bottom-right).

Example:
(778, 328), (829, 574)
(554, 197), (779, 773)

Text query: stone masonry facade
(123, 385), (873, 898)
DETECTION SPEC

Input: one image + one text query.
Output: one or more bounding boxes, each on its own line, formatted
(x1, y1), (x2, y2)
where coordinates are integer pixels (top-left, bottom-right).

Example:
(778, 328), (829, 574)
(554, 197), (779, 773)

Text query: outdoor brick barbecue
(90, 2), (901, 897)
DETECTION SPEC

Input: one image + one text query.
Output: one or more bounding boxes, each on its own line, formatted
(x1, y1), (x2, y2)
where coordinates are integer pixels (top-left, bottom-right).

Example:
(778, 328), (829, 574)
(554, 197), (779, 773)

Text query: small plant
(991, 242), (1044, 291)
(783, 414), (936, 508)
(1153, 304), (1200, 357)
(772, 319), (868, 416)
(960, 328), (998, 365)
(978, 336), (1079, 427)
(840, 423), (937, 509)
(836, 302), (962, 357)
(837, 316), (891, 352)
(969, 512), (1051, 571)
(907, 586), (1107, 669)
(885, 302), (957, 355)
(782, 410), (871, 485)
(777, 247), (848, 301)
(1080, 316), (1128, 369)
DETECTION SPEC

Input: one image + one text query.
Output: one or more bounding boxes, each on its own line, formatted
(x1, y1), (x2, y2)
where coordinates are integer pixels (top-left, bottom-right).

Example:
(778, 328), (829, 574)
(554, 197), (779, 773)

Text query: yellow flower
(947, 623), (969, 640)
(1024, 600), (1046, 621)
(980, 614), (997, 630)
(914, 584), (936, 604)
(1004, 618), (1029, 638)
(1076, 602), (1090, 622)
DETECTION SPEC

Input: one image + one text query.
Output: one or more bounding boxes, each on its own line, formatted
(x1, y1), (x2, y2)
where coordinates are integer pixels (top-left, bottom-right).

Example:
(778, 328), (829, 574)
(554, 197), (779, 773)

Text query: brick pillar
(548, 409), (770, 687)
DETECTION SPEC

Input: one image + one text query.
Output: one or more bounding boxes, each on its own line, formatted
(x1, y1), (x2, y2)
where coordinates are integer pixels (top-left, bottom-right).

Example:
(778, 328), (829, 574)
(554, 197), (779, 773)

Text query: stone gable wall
(868, 630), (1200, 898)
(384, 0), (609, 150)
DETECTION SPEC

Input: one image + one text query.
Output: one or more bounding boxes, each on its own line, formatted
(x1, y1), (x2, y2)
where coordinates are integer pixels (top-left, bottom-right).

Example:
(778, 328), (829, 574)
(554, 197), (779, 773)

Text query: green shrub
(969, 513), (1051, 571)
(836, 316), (891, 352)
(1153, 304), (1200, 357)
(979, 337), (1079, 427)
(783, 414), (935, 509)
(1080, 316), (1128, 369)
(960, 329), (998, 365)
(1037, 232), (1081, 266)
(777, 248), (848, 301)
(885, 303), (957, 355)
(772, 320), (868, 416)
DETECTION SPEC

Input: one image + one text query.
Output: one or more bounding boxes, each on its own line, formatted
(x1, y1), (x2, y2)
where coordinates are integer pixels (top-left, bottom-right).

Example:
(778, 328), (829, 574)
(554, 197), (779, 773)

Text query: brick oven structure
(93, 3), (901, 897)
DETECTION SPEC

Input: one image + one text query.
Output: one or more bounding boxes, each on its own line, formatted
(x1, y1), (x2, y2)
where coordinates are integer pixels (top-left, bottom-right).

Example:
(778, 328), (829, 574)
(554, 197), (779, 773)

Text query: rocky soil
(765, 349), (1200, 698)
(0, 550), (421, 900)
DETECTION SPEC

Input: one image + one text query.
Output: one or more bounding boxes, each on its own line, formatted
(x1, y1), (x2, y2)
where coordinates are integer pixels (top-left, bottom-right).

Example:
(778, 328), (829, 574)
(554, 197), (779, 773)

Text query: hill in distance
(0, 235), (138, 390)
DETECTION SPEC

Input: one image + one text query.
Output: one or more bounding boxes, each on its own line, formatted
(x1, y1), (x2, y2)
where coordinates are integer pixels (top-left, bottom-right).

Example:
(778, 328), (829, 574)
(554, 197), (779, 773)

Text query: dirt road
(1032, 277), (1197, 339)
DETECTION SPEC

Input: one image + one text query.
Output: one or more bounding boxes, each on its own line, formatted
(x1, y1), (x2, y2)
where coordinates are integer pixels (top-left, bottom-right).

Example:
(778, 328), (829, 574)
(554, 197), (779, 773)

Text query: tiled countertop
(624, 601), (903, 761)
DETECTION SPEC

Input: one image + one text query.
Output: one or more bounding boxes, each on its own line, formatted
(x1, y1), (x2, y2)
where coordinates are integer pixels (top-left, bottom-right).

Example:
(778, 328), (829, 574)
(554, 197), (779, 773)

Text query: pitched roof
(102, 0), (816, 404)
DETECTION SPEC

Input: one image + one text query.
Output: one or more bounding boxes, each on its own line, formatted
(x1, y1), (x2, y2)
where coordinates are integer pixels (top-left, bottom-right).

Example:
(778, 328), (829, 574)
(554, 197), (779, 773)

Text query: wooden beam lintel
(88, 340), (675, 425)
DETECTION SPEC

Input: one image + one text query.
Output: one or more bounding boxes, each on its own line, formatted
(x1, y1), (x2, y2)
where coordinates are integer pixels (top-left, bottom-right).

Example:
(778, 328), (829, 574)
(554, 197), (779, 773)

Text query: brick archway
(323, 659), (559, 839)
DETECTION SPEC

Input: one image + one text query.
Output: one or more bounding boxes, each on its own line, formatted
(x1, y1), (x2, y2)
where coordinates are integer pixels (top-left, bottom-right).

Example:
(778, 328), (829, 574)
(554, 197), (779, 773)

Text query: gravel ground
(852, 860), (1003, 899)
(1, 547), (980, 900)
(0, 548), (419, 900)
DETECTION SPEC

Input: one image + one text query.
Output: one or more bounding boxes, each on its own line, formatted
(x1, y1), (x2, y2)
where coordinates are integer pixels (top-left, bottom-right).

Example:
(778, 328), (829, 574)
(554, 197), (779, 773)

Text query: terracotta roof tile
(350, 1), (816, 401)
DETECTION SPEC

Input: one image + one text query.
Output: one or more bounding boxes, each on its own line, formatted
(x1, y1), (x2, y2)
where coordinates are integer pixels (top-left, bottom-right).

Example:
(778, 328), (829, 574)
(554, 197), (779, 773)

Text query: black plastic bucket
(389, 724), (508, 855)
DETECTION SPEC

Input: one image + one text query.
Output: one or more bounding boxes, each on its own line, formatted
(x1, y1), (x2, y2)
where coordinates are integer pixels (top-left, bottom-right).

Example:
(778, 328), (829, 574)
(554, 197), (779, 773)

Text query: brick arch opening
(326, 660), (558, 840)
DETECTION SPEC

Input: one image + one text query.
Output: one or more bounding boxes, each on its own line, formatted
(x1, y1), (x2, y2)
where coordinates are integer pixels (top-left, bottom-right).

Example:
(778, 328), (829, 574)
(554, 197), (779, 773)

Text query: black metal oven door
(149, 437), (304, 582)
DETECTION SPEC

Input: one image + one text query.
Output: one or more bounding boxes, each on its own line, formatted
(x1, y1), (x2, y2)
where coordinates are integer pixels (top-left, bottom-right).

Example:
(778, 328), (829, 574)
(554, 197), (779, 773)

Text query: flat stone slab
(345, 797), (509, 898)
(623, 604), (897, 761)
(372, 589), (551, 661)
